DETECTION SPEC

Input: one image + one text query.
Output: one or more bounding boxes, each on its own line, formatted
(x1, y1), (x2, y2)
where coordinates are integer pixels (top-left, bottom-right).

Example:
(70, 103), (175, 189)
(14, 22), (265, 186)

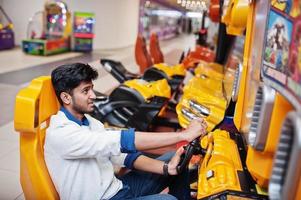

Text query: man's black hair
(51, 63), (98, 105)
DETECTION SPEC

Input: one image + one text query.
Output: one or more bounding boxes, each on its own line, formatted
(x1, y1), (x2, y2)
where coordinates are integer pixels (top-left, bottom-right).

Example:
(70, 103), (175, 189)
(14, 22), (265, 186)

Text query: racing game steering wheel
(176, 138), (206, 174)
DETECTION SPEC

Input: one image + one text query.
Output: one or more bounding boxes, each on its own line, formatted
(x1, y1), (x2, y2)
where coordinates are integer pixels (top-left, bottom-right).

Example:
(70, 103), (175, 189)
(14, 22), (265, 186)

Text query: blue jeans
(110, 152), (190, 200)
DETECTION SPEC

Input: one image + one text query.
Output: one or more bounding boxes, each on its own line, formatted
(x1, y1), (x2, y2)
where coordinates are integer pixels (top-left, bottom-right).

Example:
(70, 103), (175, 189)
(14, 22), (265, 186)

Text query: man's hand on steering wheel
(181, 118), (207, 142)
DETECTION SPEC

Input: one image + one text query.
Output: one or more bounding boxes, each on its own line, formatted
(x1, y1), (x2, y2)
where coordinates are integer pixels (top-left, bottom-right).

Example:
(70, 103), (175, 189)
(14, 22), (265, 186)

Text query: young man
(44, 63), (207, 200)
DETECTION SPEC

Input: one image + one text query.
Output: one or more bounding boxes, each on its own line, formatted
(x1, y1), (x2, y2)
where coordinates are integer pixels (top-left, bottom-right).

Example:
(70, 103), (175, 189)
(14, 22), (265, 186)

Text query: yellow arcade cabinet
(233, 0), (301, 198)
(259, 1), (301, 198)
(188, 0), (272, 199)
(176, 34), (245, 132)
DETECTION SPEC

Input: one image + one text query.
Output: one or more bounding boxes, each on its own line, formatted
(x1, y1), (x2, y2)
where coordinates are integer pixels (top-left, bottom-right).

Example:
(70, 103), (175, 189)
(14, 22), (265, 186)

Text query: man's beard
(72, 97), (94, 115)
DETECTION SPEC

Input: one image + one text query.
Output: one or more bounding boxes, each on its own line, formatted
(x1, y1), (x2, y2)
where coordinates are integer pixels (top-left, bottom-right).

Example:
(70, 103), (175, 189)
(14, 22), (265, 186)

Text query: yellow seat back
(14, 76), (60, 200)
(124, 78), (171, 100)
(153, 63), (186, 78)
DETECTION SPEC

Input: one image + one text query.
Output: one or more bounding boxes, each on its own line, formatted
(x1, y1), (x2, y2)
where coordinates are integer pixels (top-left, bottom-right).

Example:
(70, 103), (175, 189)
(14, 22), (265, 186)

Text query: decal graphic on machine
(261, 1), (301, 110)
(263, 9), (293, 84)
(287, 17), (301, 103)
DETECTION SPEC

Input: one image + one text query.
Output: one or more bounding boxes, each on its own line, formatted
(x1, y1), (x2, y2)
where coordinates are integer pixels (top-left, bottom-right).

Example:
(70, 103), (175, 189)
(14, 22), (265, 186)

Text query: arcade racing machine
(194, 1), (265, 198)
(176, 35), (244, 132)
(92, 77), (173, 131)
(149, 32), (164, 64)
(235, 1), (301, 199)
(177, 0), (301, 199)
(13, 1), (301, 199)
(100, 32), (186, 92)
(100, 59), (186, 92)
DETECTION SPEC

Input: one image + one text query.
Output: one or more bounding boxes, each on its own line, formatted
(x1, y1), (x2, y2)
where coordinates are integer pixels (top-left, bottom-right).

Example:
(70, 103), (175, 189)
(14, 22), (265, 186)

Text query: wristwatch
(163, 161), (169, 177)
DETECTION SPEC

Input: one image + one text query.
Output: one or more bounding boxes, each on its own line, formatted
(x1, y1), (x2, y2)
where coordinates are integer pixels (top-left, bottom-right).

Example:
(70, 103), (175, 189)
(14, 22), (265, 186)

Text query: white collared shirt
(44, 111), (127, 200)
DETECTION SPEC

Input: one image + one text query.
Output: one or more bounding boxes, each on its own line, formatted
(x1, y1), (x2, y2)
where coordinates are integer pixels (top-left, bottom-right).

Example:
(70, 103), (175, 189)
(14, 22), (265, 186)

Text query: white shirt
(44, 110), (136, 200)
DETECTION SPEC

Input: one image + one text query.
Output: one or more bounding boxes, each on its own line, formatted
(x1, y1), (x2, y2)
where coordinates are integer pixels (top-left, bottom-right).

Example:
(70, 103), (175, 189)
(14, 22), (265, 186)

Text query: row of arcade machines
(192, 0), (301, 199)
(95, 0), (301, 199)
(187, 0), (301, 199)
(236, 0), (301, 199)
(12, 0), (301, 199)
(22, 0), (95, 55)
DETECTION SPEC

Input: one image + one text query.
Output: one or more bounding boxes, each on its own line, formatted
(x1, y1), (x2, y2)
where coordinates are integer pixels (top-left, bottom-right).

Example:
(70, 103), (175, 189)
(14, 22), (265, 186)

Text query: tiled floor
(0, 34), (195, 199)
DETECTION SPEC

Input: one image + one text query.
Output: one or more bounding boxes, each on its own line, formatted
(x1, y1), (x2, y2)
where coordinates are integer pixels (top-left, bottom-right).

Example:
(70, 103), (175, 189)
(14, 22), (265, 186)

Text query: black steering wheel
(176, 138), (206, 174)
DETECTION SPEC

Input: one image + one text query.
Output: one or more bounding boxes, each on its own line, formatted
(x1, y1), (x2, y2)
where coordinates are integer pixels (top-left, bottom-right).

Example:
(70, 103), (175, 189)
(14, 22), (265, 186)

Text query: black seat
(101, 59), (140, 83)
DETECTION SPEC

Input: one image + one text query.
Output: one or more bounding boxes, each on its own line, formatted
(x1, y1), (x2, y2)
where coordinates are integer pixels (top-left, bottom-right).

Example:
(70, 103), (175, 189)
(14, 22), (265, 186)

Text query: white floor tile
(0, 169), (22, 200)
(0, 141), (18, 159)
(94, 74), (120, 94)
(0, 122), (19, 143)
(0, 148), (19, 173)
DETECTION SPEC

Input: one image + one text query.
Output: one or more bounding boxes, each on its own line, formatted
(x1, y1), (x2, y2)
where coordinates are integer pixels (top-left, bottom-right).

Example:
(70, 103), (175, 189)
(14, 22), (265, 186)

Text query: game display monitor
(261, 0), (301, 111)
(45, 1), (70, 39)
(72, 12), (95, 52)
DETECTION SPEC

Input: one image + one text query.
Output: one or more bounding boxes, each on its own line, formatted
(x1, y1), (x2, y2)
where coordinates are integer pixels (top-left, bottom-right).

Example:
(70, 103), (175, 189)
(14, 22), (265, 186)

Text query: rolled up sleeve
(120, 128), (137, 153)
(124, 152), (142, 169)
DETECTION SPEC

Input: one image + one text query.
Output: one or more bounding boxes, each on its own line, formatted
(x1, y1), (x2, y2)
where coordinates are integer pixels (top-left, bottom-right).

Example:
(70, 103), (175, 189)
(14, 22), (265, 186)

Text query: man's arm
(48, 117), (206, 159)
(133, 118), (207, 151)
(132, 147), (185, 175)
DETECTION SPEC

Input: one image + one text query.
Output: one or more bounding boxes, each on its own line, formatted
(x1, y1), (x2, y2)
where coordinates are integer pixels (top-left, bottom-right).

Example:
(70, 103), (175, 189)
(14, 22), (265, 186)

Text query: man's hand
(182, 118), (207, 142)
(167, 147), (185, 175)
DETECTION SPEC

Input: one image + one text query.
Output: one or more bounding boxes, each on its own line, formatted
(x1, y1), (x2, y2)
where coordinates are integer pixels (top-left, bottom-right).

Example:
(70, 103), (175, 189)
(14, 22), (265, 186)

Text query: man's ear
(60, 92), (71, 105)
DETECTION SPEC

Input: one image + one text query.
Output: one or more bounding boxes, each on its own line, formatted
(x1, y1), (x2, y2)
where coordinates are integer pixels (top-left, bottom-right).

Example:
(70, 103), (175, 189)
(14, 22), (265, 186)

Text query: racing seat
(182, 45), (215, 69)
(101, 59), (185, 92)
(135, 34), (153, 73)
(93, 80), (171, 131)
(149, 32), (164, 64)
(14, 76), (60, 200)
(100, 59), (140, 83)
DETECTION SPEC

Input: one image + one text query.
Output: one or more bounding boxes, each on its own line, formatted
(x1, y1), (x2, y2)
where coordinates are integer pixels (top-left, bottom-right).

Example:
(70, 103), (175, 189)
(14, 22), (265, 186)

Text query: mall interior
(0, 0), (301, 199)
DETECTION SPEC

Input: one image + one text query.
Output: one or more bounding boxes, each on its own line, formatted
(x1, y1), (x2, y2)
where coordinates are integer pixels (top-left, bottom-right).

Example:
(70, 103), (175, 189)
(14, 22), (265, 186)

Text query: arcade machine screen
(45, 1), (70, 39)
(73, 12), (95, 52)
(73, 13), (94, 34)
(261, 1), (301, 199)
(47, 13), (64, 38)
